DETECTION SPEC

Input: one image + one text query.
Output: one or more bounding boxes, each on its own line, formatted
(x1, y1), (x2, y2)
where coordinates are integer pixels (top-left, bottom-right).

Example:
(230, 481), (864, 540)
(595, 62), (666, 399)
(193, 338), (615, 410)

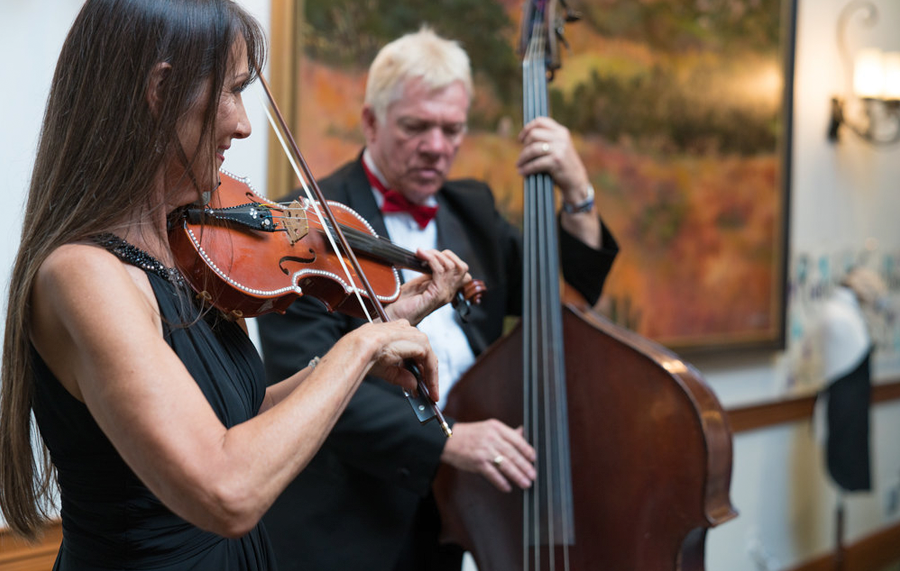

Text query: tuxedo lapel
(434, 189), (492, 355)
(343, 160), (390, 240)
(338, 164), (492, 354)
(434, 190), (484, 282)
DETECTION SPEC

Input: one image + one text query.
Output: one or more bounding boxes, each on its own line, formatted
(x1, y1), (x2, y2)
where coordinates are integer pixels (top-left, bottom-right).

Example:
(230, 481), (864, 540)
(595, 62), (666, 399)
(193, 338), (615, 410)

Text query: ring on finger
(541, 142), (551, 154)
(493, 455), (505, 467)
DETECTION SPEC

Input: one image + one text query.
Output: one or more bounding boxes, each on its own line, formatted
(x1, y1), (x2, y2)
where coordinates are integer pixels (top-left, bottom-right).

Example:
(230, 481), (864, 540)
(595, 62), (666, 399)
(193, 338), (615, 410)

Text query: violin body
(433, 303), (737, 570)
(170, 172), (401, 319)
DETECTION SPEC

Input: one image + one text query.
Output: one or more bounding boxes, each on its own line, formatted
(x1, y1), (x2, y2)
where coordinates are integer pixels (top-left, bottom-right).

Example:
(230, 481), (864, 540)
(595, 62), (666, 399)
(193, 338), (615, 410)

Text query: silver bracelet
(562, 184), (595, 214)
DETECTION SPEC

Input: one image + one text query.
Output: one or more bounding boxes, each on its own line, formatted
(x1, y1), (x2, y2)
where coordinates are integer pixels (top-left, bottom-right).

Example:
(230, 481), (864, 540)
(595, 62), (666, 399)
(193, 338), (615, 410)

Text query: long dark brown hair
(0, 0), (265, 539)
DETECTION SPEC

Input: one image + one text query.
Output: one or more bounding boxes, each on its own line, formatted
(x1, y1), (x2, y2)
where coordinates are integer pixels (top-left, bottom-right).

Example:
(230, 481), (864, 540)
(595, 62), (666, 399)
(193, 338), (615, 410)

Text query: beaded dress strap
(92, 233), (183, 285)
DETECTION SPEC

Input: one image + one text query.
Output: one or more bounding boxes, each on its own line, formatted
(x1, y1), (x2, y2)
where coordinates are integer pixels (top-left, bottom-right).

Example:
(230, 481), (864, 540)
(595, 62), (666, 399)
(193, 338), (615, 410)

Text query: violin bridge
(281, 200), (309, 245)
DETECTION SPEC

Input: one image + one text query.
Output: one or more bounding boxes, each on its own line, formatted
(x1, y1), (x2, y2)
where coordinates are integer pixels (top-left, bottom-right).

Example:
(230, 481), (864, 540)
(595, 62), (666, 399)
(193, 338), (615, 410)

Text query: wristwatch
(562, 184), (595, 214)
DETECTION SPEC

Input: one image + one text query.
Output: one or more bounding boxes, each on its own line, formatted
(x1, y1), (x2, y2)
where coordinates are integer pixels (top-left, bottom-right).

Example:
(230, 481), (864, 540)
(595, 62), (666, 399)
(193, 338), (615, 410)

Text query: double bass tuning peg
(558, 0), (582, 22)
(555, 26), (570, 51)
(553, 0), (580, 52)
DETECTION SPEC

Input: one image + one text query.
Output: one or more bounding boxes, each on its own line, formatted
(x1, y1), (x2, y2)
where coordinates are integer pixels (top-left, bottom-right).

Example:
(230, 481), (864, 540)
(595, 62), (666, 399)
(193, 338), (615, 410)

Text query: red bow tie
(362, 161), (438, 230)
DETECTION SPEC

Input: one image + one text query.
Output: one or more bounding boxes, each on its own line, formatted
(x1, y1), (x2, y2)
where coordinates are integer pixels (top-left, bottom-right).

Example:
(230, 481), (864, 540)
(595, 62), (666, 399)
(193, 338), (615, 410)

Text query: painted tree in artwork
(297, 0), (790, 350)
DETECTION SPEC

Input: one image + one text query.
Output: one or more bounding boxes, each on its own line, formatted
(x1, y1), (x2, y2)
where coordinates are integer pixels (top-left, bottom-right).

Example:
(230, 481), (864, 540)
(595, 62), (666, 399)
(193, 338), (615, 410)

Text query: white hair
(365, 26), (473, 123)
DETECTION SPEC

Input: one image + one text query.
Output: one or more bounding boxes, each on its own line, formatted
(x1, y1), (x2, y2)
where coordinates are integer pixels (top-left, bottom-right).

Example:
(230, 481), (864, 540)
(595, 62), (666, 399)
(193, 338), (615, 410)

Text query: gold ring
(493, 455), (504, 467)
(541, 142), (550, 154)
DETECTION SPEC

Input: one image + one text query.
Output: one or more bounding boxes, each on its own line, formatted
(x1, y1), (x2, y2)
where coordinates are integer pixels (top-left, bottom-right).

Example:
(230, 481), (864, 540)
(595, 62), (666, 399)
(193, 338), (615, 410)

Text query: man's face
(363, 78), (469, 205)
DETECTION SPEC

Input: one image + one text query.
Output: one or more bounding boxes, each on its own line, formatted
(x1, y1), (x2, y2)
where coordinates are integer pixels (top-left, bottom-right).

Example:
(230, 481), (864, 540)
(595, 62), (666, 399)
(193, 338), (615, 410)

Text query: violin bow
(255, 68), (452, 438)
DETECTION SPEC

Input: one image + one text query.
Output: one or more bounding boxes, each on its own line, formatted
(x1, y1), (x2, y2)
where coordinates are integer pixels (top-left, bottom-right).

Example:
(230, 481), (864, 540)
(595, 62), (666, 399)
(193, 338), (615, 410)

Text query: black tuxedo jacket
(257, 156), (618, 571)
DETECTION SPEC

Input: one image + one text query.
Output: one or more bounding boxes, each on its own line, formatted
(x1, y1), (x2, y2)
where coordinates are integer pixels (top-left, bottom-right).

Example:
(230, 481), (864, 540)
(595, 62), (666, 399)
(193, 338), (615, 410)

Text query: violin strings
(262, 210), (424, 273)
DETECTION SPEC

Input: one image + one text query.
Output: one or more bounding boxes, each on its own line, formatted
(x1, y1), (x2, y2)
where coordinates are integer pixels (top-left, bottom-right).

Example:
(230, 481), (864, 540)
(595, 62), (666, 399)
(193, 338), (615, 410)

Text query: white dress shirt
(363, 151), (476, 407)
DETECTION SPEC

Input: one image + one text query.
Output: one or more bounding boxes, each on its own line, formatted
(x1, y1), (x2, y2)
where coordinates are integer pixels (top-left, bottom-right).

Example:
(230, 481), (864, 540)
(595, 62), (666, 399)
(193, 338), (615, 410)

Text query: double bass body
(433, 303), (737, 570)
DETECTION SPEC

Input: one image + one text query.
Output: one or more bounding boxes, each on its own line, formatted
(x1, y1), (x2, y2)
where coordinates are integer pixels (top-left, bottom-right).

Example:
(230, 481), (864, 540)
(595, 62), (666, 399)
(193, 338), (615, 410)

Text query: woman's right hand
(353, 319), (439, 400)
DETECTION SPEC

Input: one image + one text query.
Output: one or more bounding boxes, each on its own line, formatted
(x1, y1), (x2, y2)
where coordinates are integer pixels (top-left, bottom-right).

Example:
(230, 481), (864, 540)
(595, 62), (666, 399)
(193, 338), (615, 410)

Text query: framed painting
(267, 0), (797, 353)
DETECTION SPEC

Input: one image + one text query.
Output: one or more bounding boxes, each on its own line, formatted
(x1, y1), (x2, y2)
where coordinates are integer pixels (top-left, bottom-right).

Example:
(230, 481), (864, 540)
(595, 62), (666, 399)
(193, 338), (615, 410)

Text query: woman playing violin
(0, 1), (469, 569)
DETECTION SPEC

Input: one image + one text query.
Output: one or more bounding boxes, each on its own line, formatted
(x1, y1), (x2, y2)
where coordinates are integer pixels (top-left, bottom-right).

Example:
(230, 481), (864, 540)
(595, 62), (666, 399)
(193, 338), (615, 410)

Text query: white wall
(0, 0), (271, 249)
(0, 0), (82, 532)
(3, 1), (900, 570)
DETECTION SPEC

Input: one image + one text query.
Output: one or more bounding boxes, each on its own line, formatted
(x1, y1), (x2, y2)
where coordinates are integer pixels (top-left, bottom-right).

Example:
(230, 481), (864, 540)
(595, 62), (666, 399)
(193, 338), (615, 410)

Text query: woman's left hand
(385, 248), (471, 326)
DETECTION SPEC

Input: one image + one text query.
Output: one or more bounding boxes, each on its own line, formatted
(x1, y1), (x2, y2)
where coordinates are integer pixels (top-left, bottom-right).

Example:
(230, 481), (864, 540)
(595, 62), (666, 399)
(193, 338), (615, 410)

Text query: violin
(169, 70), (463, 436)
(169, 171), (485, 320)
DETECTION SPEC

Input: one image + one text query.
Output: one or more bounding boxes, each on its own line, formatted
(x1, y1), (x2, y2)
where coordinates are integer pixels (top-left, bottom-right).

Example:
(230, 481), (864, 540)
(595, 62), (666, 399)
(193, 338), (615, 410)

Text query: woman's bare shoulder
(38, 241), (154, 301)
(33, 241), (160, 350)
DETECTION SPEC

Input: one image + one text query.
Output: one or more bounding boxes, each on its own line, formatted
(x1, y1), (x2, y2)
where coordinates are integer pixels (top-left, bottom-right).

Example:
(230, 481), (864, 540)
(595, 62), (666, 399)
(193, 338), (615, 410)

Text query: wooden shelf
(727, 379), (900, 434)
(0, 522), (61, 571)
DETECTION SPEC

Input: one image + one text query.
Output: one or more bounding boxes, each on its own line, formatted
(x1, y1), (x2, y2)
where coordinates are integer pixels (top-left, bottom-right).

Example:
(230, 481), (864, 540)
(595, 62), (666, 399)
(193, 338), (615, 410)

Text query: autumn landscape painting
(284, 0), (794, 352)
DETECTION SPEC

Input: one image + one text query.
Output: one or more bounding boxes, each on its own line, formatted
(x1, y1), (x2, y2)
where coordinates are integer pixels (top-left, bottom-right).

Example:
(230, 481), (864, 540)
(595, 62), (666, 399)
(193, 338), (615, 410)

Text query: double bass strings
(522, 15), (575, 571)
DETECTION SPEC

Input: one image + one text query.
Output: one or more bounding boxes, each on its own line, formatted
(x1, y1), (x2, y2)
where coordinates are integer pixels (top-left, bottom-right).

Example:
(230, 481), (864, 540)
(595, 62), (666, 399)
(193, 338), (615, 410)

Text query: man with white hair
(259, 28), (619, 571)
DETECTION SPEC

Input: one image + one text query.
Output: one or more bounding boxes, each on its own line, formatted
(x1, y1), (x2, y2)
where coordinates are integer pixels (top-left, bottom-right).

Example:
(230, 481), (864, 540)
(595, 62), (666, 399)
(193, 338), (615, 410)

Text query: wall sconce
(828, 0), (900, 145)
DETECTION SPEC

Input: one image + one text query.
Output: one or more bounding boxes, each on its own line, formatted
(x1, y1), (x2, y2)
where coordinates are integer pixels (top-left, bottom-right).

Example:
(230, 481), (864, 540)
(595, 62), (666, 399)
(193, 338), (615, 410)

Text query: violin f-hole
(279, 252), (317, 275)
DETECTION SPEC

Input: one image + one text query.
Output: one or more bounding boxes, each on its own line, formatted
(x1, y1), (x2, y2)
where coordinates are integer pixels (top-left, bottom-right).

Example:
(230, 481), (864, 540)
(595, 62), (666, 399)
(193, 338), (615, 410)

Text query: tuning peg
(555, 26), (571, 51)
(559, 0), (582, 22)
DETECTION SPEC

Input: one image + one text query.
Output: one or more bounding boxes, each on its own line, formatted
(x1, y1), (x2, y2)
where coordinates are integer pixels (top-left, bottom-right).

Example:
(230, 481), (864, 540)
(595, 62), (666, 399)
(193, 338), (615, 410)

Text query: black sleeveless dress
(32, 269), (276, 570)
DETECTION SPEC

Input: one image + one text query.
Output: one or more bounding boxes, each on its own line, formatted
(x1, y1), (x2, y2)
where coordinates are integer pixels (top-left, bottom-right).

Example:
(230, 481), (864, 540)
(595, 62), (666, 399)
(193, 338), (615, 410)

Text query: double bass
(432, 1), (737, 569)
